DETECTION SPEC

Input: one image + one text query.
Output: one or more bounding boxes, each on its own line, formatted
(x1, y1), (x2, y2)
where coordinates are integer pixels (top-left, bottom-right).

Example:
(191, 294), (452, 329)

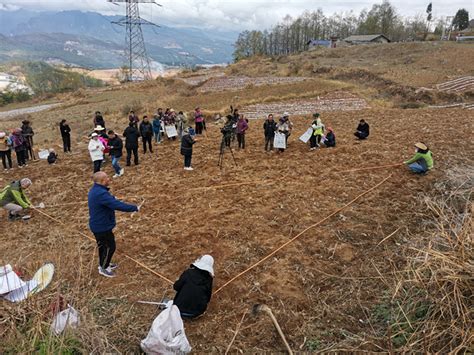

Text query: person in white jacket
(88, 133), (105, 173)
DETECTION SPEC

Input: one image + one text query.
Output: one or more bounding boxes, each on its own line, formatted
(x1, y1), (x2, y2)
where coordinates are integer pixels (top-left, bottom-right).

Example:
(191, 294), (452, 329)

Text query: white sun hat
(94, 125), (105, 131)
(192, 255), (214, 277)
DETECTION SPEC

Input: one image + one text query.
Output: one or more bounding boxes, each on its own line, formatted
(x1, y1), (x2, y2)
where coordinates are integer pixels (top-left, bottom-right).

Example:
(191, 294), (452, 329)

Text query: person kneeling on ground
(173, 255), (214, 319)
(108, 130), (124, 178)
(181, 127), (197, 171)
(354, 119), (370, 140)
(322, 127), (336, 148)
(404, 142), (433, 174)
(47, 149), (58, 164)
(88, 172), (139, 278)
(0, 178), (32, 221)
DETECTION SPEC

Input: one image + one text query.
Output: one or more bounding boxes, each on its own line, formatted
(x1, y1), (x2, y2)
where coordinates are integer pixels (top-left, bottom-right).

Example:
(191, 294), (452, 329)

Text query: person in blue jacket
(88, 171), (139, 278)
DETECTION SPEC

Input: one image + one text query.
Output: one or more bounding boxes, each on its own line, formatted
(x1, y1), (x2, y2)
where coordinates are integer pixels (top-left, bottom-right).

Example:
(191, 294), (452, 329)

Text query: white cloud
(1, 0), (472, 30)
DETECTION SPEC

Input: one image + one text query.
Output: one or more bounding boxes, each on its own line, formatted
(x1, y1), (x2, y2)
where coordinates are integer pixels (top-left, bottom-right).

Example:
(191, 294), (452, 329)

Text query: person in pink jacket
(236, 115), (249, 149)
(194, 107), (205, 135)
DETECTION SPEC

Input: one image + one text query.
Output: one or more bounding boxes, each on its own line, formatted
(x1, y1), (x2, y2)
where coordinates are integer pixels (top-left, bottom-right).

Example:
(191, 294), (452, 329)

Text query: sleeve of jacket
(173, 271), (187, 292)
(12, 190), (31, 209)
(404, 153), (421, 164)
(206, 278), (213, 303)
(101, 192), (138, 212)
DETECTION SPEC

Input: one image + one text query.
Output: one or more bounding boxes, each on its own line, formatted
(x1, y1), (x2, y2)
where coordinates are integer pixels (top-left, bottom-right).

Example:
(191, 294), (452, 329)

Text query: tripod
(218, 134), (237, 169)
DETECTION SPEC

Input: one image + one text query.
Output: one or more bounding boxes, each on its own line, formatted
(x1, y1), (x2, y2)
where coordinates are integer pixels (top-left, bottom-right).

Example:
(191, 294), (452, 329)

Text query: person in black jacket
(59, 119), (72, 153)
(139, 116), (153, 154)
(354, 119), (370, 140)
(180, 128), (197, 171)
(123, 123), (139, 166)
(322, 127), (336, 147)
(108, 130), (124, 178)
(173, 255), (214, 319)
(21, 120), (35, 160)
(94, 111), (105, 129)
(263, 114), (277, 151)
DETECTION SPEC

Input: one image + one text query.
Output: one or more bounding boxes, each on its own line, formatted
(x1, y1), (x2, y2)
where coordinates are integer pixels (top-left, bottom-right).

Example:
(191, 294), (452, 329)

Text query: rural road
(0, 103), (61, 120)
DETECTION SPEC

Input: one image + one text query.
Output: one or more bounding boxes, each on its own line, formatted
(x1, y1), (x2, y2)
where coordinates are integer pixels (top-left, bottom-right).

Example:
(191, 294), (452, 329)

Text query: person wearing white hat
(0, 132), (13, 171)
(88, 133), (105, 173)
(404, 142), (434, 174)
(173, 255), (214, 319)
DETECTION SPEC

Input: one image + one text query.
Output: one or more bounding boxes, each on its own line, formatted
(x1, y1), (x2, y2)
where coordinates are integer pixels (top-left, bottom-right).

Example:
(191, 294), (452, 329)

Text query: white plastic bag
(38, 150), (49, 160)
(141, 302), (191, 354)
(51, 305), (80, 335)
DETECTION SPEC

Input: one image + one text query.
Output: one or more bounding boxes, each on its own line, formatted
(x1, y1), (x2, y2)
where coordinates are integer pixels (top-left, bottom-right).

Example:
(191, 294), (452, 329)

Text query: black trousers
(142, 136), (153, 153)
(16, 150), (27, 166)
(93, 230), (116, 269)
(62, 135), (71, 152)
(354, 131), (368, 140)
(195, 122), (204, 135)
(237, 133), (245, 149)
(93, 159), (102, 173)
(0, 150), (12, 169)
(184, 154), (192, 167)
(265, 136), (274, 150)
(126, 146), (139, 166)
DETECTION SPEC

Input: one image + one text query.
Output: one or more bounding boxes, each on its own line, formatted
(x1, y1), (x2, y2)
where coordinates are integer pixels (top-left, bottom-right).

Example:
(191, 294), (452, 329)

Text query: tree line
(233, 1), (470, 61)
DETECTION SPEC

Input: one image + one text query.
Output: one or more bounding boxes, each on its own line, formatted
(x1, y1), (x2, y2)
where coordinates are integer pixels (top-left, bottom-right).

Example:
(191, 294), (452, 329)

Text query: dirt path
(0, 103), (61, 120)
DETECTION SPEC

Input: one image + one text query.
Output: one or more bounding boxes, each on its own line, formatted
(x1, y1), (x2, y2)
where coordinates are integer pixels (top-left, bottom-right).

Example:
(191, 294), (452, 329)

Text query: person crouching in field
(0, 178), (32, 221)
(88, 133), (105, 173)
(404, 142), (433, 174)
(354, 119), (370, 140)
(47, 149), (58, 164)
(173, 255), (214, 319)
(88, 172), (139, 278)
(263, 114), (277, 151)
(181, 128), (197, 171)
(322, 127), (336, 148)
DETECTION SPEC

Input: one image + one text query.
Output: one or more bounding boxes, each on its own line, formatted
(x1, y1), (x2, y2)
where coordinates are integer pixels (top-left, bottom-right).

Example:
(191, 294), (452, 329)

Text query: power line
(107, 0), (161, 81)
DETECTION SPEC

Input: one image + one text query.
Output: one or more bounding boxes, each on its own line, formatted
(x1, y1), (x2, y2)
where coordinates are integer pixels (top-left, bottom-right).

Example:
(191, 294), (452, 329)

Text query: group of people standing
(0, 120), (35, 171)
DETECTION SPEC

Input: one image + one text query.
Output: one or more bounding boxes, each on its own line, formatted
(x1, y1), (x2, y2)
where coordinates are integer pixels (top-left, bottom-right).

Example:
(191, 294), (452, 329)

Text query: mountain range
(0, 9), (238, 69)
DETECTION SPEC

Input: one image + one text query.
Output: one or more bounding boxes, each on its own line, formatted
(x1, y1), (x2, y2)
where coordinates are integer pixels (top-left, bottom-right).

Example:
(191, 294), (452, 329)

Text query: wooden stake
(225, 310), (248, 355)
(253, 304), (293, 355)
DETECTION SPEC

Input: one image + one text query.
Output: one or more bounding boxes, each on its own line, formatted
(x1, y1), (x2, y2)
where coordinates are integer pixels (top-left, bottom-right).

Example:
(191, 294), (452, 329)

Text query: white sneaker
(98, 267), (116, 278)
(187, 167), (194, 171)
(119, 168), (124, 176)
(112, 174), (119, 178)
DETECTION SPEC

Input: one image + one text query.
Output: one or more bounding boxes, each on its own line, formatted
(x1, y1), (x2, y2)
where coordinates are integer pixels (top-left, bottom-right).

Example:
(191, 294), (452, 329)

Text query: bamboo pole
(337, 163), (403, 174)
(32, 207), (174, 285)
(224, 310), (248, 355)
(213, 174), (392, 295)
(253, 304), (293, 355)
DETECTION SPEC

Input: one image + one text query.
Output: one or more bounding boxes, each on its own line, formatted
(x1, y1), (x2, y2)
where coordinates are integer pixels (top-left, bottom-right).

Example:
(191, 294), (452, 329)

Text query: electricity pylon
(107, 0), (160, 81)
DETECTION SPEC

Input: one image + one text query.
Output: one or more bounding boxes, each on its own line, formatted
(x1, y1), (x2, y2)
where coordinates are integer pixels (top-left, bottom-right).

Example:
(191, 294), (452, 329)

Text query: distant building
(307, 37), (338, 50)
(343, 34), (391, 45)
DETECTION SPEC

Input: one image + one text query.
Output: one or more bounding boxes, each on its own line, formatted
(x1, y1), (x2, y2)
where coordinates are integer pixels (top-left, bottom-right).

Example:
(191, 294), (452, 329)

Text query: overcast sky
(0, 0), (472, 30)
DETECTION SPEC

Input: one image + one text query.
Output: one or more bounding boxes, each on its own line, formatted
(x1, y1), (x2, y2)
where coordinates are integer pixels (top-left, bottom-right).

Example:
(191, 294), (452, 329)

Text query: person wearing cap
(354, 119), (370, 140)
(88, 171), (139, 278)
(0, 178), (32, 221)
(108, 130), (124, 178)
(11, 128), (28, 168)
(94, 111), (105, 129)
(88, 133), (105, 173)
(310, 113), (325, 150)
(173, 255), (214, 319)
(59, 119), (72, 153)
(139, 116), (154, 154)
(194, 107), (205, 135)
(263, 114), (277, 151)
(322, 127), (336, 148)
(404, 142), (434, 174)
(21, 120), (35, 160)
(181, 127), (197, 171)
(123, 122), (140, 166)
(0, 131), (13, 171)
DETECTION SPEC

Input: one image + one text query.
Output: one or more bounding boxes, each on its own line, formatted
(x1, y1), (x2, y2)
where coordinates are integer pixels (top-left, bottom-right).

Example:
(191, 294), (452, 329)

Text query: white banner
(165, 125), (178, 138)
(299, 128), (313, 143)
(274, 132), (287, 149)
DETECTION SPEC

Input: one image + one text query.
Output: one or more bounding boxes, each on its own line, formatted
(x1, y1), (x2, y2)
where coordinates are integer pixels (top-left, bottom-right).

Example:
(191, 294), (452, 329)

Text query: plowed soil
(1, 105), (473, 352)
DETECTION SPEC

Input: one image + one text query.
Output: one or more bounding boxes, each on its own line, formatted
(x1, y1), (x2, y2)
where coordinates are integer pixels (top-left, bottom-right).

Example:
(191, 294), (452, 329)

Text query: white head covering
(192, 255), (214, 277)
(20, 178), (32, 187)
(91, 132), (99, 138)
(94, 126), (105, 131)
(0, 132), (5, 138)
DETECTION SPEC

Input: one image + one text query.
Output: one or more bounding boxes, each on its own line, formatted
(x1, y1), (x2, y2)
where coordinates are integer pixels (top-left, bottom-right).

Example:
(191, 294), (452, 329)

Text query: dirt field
(0, 41), (473, 353)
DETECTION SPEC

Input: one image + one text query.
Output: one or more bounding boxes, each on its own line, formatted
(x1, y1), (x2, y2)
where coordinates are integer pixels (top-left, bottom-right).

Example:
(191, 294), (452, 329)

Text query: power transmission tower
(107, 0), (161, 81)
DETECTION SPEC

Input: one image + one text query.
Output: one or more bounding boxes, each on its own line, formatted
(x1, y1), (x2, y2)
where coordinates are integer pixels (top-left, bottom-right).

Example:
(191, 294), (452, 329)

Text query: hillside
(0, 10), (237, 67)
(0, 41), (472, 353)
